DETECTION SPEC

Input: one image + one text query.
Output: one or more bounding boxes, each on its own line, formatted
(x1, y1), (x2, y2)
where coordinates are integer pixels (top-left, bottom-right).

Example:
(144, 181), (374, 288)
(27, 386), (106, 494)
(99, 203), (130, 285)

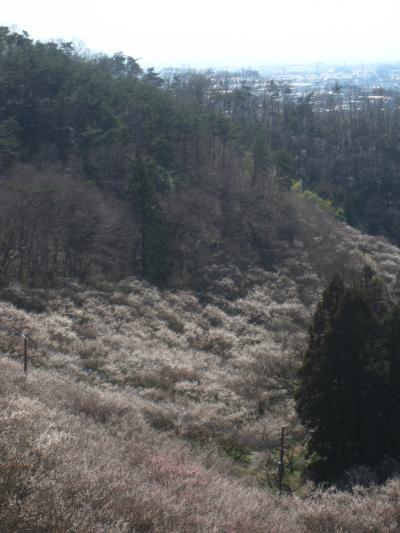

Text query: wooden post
(23, 335), (28, 375)
(278, 426), (285, 494)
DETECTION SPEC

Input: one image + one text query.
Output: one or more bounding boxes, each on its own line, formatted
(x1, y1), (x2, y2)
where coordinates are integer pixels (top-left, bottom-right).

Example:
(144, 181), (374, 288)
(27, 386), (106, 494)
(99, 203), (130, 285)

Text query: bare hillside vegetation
(2, 199), (400, 531)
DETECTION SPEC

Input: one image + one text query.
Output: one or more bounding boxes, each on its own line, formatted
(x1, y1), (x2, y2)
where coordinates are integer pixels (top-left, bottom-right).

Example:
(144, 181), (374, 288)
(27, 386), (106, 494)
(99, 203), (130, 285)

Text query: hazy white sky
(2, 0), (400, 68)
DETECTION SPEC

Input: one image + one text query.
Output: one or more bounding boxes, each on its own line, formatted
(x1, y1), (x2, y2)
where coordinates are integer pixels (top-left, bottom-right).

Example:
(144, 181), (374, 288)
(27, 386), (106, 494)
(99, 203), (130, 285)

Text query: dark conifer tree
(382, 304), (400, 462)
(129, 153), (171, 286)
(296, 270), (397, 481)
(295, 274), (346, 478)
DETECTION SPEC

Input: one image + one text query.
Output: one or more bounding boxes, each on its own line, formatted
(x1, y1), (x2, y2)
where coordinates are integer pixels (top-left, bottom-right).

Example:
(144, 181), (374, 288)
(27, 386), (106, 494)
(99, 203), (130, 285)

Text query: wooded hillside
(2, 27), (400, 290)
(2, 27), (400, 532)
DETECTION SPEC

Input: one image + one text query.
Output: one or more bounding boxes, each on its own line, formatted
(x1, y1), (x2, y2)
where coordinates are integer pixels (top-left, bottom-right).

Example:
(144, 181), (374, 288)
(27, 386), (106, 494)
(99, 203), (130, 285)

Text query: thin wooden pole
(278, 426), (285, 494)
(23, 336), (28, 375)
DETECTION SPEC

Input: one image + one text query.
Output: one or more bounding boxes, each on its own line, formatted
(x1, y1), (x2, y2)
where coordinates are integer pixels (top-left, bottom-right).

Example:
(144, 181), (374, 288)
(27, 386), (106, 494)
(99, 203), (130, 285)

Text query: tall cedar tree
(296, 270), (400, 481)
(130, 153), (171, 286)
(382, 303), (400, 459)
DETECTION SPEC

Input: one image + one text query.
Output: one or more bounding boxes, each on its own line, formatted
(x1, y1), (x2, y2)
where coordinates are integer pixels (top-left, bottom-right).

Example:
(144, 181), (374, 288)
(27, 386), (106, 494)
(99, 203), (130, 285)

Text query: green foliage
(3, 25), (400, 253)
(129, 154), (172, 286)
(0, 118), (20, 167)
(222, 443), (252, 464)
(4, 24), (400, 292)
(292, 180), (345, 221)
(296, 269), (400, 482)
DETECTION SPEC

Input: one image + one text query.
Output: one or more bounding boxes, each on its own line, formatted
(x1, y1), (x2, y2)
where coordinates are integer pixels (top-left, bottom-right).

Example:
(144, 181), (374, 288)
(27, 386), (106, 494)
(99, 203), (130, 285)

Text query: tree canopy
(2, 26), (400, 289)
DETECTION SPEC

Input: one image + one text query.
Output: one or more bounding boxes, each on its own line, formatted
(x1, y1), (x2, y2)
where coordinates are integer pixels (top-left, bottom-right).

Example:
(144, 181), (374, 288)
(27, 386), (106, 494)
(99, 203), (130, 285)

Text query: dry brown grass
(2, 358), (400, 532)
(3, 203), (400, 530)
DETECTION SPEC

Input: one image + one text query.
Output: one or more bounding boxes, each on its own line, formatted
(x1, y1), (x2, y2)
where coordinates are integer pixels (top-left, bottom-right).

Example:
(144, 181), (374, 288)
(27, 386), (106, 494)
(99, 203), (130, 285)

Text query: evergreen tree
(382, 304), (400, 461)
(295, 271), (397, 481)
(129, 153), (171, 286)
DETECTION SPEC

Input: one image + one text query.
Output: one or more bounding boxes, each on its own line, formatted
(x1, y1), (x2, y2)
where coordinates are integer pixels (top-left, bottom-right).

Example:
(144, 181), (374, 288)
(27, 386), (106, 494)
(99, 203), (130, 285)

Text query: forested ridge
(0, 27), (293, 287)
(2, 26), (400, 290)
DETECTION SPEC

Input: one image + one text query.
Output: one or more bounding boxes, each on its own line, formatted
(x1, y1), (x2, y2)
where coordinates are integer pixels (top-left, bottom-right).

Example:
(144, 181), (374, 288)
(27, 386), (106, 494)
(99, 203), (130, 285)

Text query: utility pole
(23, 335), (28, 375)
(0, 326), (36, 375)
(277, 426), (285, 494)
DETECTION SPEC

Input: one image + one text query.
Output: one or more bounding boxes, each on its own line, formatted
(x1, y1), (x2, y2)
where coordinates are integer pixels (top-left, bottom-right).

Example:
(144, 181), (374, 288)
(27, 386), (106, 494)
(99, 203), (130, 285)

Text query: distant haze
(2, 0), (400, 68)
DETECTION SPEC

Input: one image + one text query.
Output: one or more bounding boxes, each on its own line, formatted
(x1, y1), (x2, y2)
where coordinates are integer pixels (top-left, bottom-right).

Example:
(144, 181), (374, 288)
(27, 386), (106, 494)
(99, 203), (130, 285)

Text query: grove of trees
(1, 26), (400, 293)
(0, 26), (296, 288)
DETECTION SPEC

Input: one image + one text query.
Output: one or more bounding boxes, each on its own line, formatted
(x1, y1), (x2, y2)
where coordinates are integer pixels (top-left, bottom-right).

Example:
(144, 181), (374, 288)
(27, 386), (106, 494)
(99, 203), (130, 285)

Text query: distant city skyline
(2, 0), (400, 69)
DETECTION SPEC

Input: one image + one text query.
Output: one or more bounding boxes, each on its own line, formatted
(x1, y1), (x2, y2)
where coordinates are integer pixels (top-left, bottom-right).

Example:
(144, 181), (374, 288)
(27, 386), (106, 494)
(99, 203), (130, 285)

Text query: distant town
(161, 63), (400, 109)
(259, 63), (400, 92)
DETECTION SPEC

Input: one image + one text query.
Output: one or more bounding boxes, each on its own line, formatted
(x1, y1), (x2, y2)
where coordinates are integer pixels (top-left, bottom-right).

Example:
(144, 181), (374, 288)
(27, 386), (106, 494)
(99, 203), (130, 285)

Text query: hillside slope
(2, 201), (400, 531)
